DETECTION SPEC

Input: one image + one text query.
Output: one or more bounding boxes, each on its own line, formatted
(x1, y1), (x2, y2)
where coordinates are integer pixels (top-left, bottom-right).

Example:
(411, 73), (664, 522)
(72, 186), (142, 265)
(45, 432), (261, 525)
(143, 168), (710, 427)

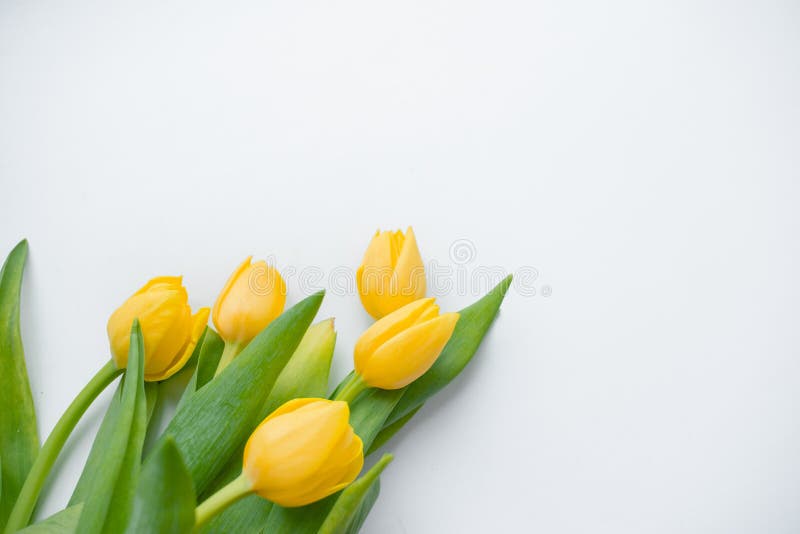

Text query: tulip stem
(194, 473), (253, 530)
(4, 360), (123, 533)
(214, 341), (243, 377)
(333, 373), (368, 404)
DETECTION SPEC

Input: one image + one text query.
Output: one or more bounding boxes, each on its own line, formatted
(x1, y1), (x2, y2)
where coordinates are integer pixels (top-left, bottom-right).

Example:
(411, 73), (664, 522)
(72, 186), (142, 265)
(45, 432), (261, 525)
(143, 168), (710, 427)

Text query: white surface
(1, 1), (799, 532)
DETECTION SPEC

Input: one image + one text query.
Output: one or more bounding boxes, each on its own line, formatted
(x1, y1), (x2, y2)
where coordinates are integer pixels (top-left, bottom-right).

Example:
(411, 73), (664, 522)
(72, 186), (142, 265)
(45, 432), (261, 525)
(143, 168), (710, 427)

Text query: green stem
(214, 341), (243, 377)
(333, 373), (368, 404)
(4, 360), (122, 533)
(194, 472), (253, 531)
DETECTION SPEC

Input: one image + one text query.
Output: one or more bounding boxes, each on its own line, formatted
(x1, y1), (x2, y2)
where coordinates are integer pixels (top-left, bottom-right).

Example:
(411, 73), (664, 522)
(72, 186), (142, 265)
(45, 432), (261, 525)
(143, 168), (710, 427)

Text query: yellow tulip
(212, 256), (287, 346)
(242, 398), (363, 507)
(353, 297), (459, 390)
(357, 227), (426, 319)
(107, 276), (209, 382)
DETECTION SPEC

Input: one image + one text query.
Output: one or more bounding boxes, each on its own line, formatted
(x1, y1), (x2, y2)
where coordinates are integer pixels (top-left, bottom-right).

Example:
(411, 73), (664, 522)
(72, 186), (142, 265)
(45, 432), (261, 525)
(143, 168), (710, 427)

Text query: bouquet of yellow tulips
(0, 228), (510, 534)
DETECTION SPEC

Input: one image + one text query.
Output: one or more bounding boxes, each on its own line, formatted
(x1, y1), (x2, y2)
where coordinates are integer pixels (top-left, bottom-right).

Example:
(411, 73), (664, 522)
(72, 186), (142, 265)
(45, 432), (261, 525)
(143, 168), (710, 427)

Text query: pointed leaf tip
(496, 274), (513, 297)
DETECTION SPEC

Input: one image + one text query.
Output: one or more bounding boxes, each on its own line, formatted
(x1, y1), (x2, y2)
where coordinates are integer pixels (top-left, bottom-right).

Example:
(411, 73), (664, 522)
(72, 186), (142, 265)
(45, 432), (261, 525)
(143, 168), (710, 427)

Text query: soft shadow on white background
(1, 1), (798, 532)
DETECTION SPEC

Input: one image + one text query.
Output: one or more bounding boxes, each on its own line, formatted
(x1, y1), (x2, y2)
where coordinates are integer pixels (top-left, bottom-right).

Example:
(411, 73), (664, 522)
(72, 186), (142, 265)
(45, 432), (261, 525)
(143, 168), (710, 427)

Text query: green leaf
(69, 391), (123, 502)
(74, 321), (146, 534)
(176, 328), (224, 413)
(70, 378), (155, 507)
(16, 505), (81, 534)
(200, 318), (337, 534)
(366, 406), (421, 455)
(262, 497), (338, 534)
(125, 438), (195, 534)
(203, 495), (270, 534)
(144, 382), (159, 427)
(349, 389), (405, 452)
(151, 291), (324, 495)
(259, 318), (336, 416)
(69, 390), (123, 505)
(0, 239), (38, 529)
(380, 275), (512, 432)
(318, 454), (393, 534)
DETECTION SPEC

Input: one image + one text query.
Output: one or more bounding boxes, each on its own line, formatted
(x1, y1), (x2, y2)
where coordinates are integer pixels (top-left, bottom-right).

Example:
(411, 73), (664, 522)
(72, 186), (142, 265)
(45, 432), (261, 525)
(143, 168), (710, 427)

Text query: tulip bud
(354, 298), (459, 390)
(212, 256), (287, 347)
(242, 398), (364, 507)
(107, 276), (209, 382)
(356, 227), (426, 319)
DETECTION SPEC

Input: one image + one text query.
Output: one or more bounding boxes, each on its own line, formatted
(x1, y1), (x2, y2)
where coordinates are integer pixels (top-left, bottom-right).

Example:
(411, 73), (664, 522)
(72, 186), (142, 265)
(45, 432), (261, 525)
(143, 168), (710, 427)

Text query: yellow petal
(393, 227), (425, 300)
(244, 400), (350, 492)
(213, 258), (286, 345)
(360, 312), (460, 389)
(212, 257), (252, 331)
(146, 307), (210, 382)
(354, 298), (437, 373)
(144, 301), (192, 377)
(261, 397), (320, 425)
(134, 275), (184, 296)
(357, 228), (426, 318)
(261, 429), (363, 507)
(108, 287), (187, 369)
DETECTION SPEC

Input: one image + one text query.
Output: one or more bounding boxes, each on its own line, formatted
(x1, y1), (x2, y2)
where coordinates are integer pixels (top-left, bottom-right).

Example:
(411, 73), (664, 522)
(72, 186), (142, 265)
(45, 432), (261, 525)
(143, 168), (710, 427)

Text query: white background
(1, 1), (799, 532)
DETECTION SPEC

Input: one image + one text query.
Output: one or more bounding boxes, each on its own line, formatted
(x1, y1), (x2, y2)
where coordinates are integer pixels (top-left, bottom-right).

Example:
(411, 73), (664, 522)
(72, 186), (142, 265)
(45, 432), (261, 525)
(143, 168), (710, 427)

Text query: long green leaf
(151, 291), (324, 495)
(0, 240), (38, 529)
(16, 505), (81, 534)
(69, 381), (155, 507)
(144, 383), (159, 427)
(349, 389), (405, 452)
(342, 479), (380, 534)
(125, 438), (194, 534)
(69, 388), (122, 505)
(318, 454), (392, 534)
(74, 321), (146, 534)
(261, 497), (338, 534)
(201, 319), (336, 533)
(366, 406), (421, 455)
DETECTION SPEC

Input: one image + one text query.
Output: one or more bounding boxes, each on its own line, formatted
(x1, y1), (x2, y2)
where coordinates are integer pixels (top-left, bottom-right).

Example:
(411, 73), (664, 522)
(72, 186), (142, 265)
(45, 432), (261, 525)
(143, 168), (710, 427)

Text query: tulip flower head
(242, 398), (363, 507)
(354, 297), (459, 390)
(213, 256), (287, 347)
(357, 227), (426, 319)
(107, 276), (209, 382)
